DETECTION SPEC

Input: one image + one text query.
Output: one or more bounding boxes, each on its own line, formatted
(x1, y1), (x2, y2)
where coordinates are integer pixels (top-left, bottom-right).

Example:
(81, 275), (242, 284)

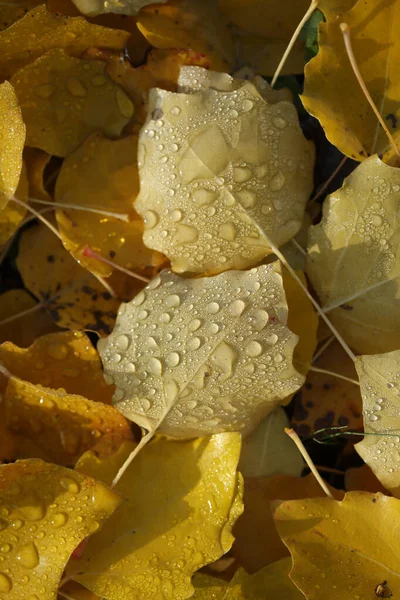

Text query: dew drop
(206, 302), (220, 314)
(192, 189), (217, 206)
(133, 290), (146, 305)
(241, 98), (254, 112)
(166, 294), (181, 308)
(219, 222), (237, 241)
(189, 318), (202, 331)
(246, 341), (263, 357)
(170, 106), (181, 115)
(369, 414), (379, 422)
(229, 299), (246, 317)
(188, 337), (201, 350)
(274, 352), (284, 363)
(47, 343), (68, 360)
(66, 77), (87, 97)
(270, 172), (286, 192)
(115, 334), (130, 351)
(148, 357), (163, 376)
(173, 224), (199, 244)
(137, 309), (149, 320)
(16, 542), (39, 569)
(233, 167), (252, 183)
(251, 309), (270, 331)
(169, 209), (182, 222)
(143, 210), (158, 229)
(60, 477), (80, 494)
(35, 84), (56, 99)
(272, 116), (287, 129)
(0, 573), (11, 592)
(51, 512), (68, 528)
(166, 352), (180, 368)
(235, 189), (256, 208)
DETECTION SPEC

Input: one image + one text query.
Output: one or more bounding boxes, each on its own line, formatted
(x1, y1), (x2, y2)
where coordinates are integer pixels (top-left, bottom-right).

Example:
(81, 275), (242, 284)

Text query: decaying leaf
(17, 221), (144, 334)
(11, 49), (134, 157)
(55, 133), (163, 277)
(291, 340), (362, 437)
(0, 4), (129, 81)
(239, 407), (304, 478)
(233, 473), (341, 573)
(99, 263), (304, 438)
(307, 156), (400, 354)
(302, 0), (400, 160)
(135, 66), (314, 274)
(192, 558), (304, 599)
(355, 350), (400, 496)
(274, 492), (400, 599)
(137, 0), (235, 72)
(72, 0), (167, 16)
(0, 459), (122, 600)
(0, 81), (25, 211)
(0, 290), (58, 347)
(73, 434), (243, 600)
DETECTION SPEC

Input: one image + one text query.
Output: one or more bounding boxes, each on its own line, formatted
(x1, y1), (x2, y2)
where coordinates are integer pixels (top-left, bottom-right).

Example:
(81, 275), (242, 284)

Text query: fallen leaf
(72, 0), (167, 16)
(11, 49), (134, 157)
(274, 491), (400, 599)
(73, 434), (243, 600)
(59, 581), (101, 600)
(307, 155), (400, 354)
(0, 331), (113, 402)
(135, 66), (314, 274)
(345, 464), (390, 495)
(355, 350), (400, 496)
(239, 407), (304, 478)
(99, 263), (304, 438)
(0, 81), (25, 210)
(0, 4), (129, 80)
(302, 0), (400, 160)
(232, 473), (341, 573)
(0, 289), (58, 347)
(0, 458), (122, 600)
(137, 0), (235, 72)
(55, 133), (163, 277)
(0, 162), (28, 247)
(17, 220), (144, 334)
(291, 340), (362, 438)
(24, 147), (52, 202)
(192, 558), (304, 599)
(0, 2), (41, 32)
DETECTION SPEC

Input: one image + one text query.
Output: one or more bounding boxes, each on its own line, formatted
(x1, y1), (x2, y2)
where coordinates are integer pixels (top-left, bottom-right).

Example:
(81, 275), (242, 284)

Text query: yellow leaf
(0, 162), (28, 247)
(193, 558), (304, 599)
(307, 156), (400, 354)
(274, 492), (400, 599)
(55, 133), (163, 277)
(16, 220), (145, 334)
(137, 0), (235, 72)
(302, 0), (400, 159)
(99, 264), (304, 437)
(291, 340), (362, 437)
(11, 49), (134, 157)
(0, 4), (129, 80)
(72, 0), (167, 16)
(24, 147), (52, 202)
(232, 474), (341, 573)
(0, 81), (25, 210)
(136, 67), (314, 274)
(0, 289), (58, 348)
(0, 458), (122, 600)
(355, 350), (400, 497)
(73, 434), (243, 600)
(0, 1), (42, 32)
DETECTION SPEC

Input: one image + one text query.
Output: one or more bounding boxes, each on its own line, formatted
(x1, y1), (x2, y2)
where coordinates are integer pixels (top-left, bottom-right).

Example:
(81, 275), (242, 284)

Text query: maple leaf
(99, 264), (304, 438)
(0, 459), (122, 599)
(135, 66), (314, 274)
(73, 434), (243, 600)
(307, 155), (400, 355)
(274, 492), (400, 599)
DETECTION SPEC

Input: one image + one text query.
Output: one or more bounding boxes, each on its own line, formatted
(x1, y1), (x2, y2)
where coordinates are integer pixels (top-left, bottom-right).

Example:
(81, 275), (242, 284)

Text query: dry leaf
(0, 4), (129, 80)
(17, 221), (144, 334)
(291, 340), (362, 437)
(137, 0), (235, 72)
(192, 558), (304, 599)
(232, 473), (341, 573)
(73, 434), (243, 600)
(302, 0), (400, 159)
(274, 492), (400, 599)
(307, 156), (400, 354)
(11, 49), (134, 157)
(99, 263), (304, 438)
(135, 66), (314, 274)
(0, 458), (122, 599)
(0, 81), (25, 210)
(355, 350), (400, 497)
(239, 407), (304, 478)
(55, 133), (163, 277)
(72, 0), (167, 16)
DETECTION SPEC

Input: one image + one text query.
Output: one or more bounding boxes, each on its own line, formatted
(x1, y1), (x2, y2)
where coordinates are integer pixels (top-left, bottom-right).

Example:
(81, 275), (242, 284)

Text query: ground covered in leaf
(0, 0), (398, 599)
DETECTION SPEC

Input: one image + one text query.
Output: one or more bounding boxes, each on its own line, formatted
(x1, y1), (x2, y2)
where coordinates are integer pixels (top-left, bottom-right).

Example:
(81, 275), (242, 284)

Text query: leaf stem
(31, 197), (130, 222)
(308, 365), (360, 386)
(285, 427), (333, 497)
(340, 22), (400, 160)
(312, 335), (335, 363)
(271, 0), (319, 88)
(0, 302), (43, 327)
(309, 156), (348, 205)
(82, 245), (151, 284)
(10, 197), (63, 241)
(111, 430), (154, 488)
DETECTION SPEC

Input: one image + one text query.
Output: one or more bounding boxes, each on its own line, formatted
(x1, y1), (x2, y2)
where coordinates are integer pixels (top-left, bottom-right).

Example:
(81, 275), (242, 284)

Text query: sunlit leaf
(274, 492), (400, 599)
(135, 66), (314, 274)
(72, 0), (167, 16)
(307, 156), (400, 354)
(137, 0), (235, 72)
(55, 133), (163, 277)
(0, 4), (129, 81)
(0, 81), (25, 211)
(11, 49), (134, 157)
(73, 434), (243, 600)
(0, 458), (122, 600)
(99, 263), (304, 437)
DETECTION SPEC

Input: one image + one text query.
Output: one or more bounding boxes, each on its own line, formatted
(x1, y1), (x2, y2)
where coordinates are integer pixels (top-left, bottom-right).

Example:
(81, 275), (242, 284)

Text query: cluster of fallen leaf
(0, 0), (400, 599)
